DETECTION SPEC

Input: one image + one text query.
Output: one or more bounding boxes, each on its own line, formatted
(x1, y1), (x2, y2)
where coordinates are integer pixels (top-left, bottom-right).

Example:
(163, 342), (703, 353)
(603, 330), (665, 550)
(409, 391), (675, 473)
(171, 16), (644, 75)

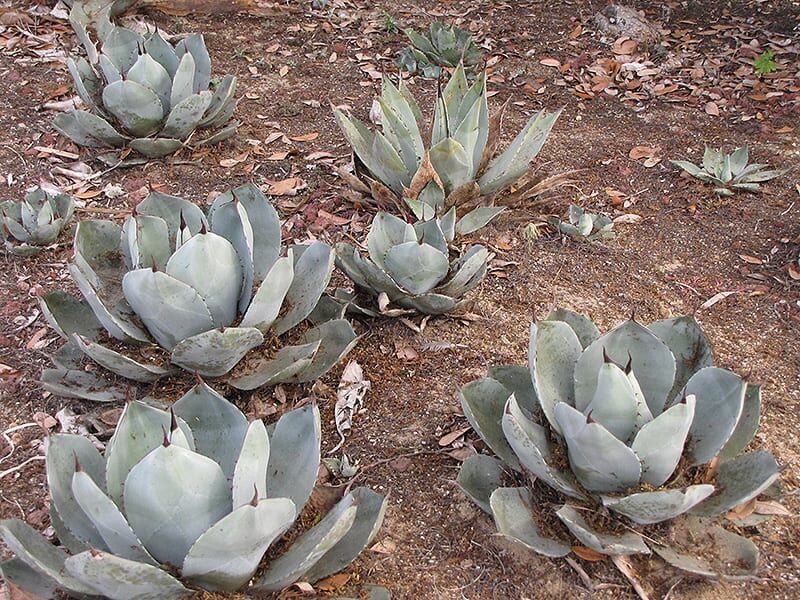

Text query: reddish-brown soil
(0, 1), (798, 599)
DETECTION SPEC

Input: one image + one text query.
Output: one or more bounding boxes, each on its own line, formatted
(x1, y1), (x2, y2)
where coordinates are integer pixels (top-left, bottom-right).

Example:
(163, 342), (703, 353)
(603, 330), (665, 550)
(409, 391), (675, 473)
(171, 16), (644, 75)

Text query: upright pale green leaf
(240, 255), (293, 332)
(272, 242), (334, 336)
(366, 212), (416, 270)
(170, 51), (196, 108)
(691, 451), (779, 517)
(266, 404), (321, 509)
(648, 316), (713, 400)
(161, 91), (213, 141)
(583, 363), (640, 442)
(127, 53), (172, 114)
(384, 241), (449, 295)
(459, 378), (520, 471)
(232, 420), (270, 509)
(457, 454), (505, 514)
(631, 395), (695, 486)
(489, 488), (570, 557)
(102, 80), (165, 138)
(429, 137), (472, 195)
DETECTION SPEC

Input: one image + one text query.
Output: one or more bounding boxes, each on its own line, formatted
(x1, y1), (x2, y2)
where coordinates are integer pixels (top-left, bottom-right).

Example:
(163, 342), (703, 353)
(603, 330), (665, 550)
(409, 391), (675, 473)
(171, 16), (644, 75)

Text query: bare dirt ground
(0, 0), (798, 598)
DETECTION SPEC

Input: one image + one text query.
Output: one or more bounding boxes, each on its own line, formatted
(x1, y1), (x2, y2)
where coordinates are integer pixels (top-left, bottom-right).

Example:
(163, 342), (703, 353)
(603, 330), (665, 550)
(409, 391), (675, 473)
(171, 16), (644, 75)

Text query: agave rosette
(335, 211), (488, 315)
(40, 183), (357, 400)
(335, 65), (561, 228)
(1, 187), (75, 256)
(550, 204), (615, 242)
(55, 23), (238, 158)
(396, 21), (483, 79)
(671, 146), (785, 197)
(458, 309), (780, 578)
(0, 383), (387, 597)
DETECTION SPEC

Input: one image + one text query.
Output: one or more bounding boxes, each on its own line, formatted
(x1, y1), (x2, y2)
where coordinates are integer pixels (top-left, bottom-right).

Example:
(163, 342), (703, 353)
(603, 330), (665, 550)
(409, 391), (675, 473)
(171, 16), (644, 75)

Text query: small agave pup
(335, 211), (489, 315)
(550, 204), (615, 242)
(671, 146), (785, 197)
(1, 187), (75, 256)
(458, 309), (781, 578)
(0, 383), (387, 597)
(40, 183), (357, 401)
(55, 23), (238, 158)
(335, 65), (561, 227)
(396, 21), (483, 79)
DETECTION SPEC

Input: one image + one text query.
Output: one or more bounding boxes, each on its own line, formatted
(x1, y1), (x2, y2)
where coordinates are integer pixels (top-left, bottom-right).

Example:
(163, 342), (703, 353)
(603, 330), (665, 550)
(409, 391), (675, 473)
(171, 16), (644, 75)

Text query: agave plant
(55, 23), (238, 159)
(65, 0), (138, 40)
(335, 211), (488, 315)
(1, 187), (75, 256)
(40, 183), (357, 401)
(458, 309), (781, 578)
(396, 21), (483, 79)
(549, 204), (615, 242)
(671, 146), (785, 196)
(335, 65), (561, 225)
(0, 383), (387, 597)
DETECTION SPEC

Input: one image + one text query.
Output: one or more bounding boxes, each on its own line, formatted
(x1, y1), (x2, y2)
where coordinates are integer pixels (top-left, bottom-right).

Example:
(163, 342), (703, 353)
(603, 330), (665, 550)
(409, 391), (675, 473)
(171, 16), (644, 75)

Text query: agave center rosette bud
(335, 65), (563, 230)
(457, 309), (781, 578)
(0, 383), (387, 597)
(671, 146), (786, 197)
(549, 204), (615, 242)
(55, 22), (238, 159)
(396, 21), (483, 79)
(1, 187), (75, 256)
(40, 183), (357, 401)
(334, 211), (488, 316)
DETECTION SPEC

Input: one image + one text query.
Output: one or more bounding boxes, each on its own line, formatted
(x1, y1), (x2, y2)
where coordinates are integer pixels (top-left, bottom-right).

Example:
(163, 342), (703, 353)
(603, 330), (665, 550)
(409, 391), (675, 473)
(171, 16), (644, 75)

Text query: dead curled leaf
(330, 360), (370, 454)
(267, 177), (306, 196)
(572, 545), (606, 561)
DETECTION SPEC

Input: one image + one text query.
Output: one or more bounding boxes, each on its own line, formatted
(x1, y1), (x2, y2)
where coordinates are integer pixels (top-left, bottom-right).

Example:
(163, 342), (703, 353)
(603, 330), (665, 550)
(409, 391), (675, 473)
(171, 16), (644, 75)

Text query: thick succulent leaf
(40, 367), (127, 403)
(241, 255), (294, 332)
(438, 245), (488, 298)
(232, 420), (270, 509)
(127, 53), (172, 113)
(170, 51), (196, 108)
(161, 91), (213, 140)
(252, 495), (357, 591)
(384, 241), (449, 295)
(691, 450), (779, 517)
(125, 214), (171, 270)
(53, 110), (126, 148)
(289, 319), (358, 383)
(176, 34), (211, 91)
(41, 291), (103, 340)
(556, 505), (650, 555)
(101, 26), (142, 73)
(631, 395), (695, 486)
(0, 557), (59, 599)
(197, 121), (238, 145)
(166, 231), (242, 327)
(65, 551), (190, 599)
(171, 382), (248, 477)
(124, 444), (231, 567)
(106, 400), (195, 507)
(683, 367), (745, 465)
(171, 327), (263, 377)
(226, 182), (282, 280)
(399, 292), (458, 314)
(122, 268), (215, 351)
(503, 395), (584, 498)
(455, 207), (504, 235)
(555, 402), (642, 492)
(71, 470), (156, 565)
(460, 378), (520, 470)
(366, 211), (416, 271)
(574, 319), (675, 415)
(602, 485), (715, 525)
(457, 454), (505, 514)
(200, 74), (237, 127)
(144, 30), (179, 76)
(336, 242), (404, 299)
(46, 434), (106, 549)
(479, 109), (560, 195)
(489, 488), (570, 557)
(544, 308), (600, 349)
(0, 520), (96, 595)
(584, 363), (640, 442)
(266, 404), (321, 510)
(228, 340), (319, 391)
(272, 242), (335, 336)
(648, 316), (714, 400)
(182, 498), (296, 591)
(670, 159), (704, 177)
(718, 384), (761, 461)
(379, 78), (423, 175)
(652, 525), (759, 580)
(488, 365), (538, 417)
(413, 218), (448, 256)
(129, 137), (184, 158)
(429, 137), (472, 195)
(205, 196), (255, 311)
(103, 80), (165, 138)
(304, 488), (388, 583)
(136, 192), (207, 240)
(529, 320), (583, 435)
(67, 55), (99, 108)
(72, 334), (170, 382)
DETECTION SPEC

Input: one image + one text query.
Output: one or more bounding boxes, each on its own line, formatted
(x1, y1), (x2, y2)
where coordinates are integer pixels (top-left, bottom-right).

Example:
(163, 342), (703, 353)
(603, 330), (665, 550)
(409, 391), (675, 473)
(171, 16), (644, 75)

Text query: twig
(611, 555), (650, 600)
(343, 449), (444, 494)
(565, 556), (594, 590)
(0, 456), (45, 480)
(0, 422), (40, 465)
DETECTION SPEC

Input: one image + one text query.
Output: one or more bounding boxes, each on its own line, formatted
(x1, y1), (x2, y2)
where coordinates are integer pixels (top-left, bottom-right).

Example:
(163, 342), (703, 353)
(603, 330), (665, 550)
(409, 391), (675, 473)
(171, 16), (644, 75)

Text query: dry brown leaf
(370, 539), (397, 554)
(613, 213), (643, 224)
(704, 101), (720, 116)
(267, 177), (306, 196)
(727, 498), (757, 520)
(438, 426), (471, 447)
(788, 263), (800, 280)
(315, 573), (351, 592)
(540, 58), (561, 68)
(628, 145), (658, 160)
(700, 291), (737, 309)
(572, 545), (606, 562)
(739, 254), (763, 265)
(754, 500), (793, 516)
(394, 341), (418, 361)
(290, 132), (320, 142)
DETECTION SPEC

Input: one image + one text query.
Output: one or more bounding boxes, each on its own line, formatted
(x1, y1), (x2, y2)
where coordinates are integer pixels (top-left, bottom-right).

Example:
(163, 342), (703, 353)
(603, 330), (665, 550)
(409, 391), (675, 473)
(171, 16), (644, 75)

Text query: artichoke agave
(0, 383), (387, 597)
(550, 204), (615, 242)
(396, 21), (483, 79)
(335, 211), (489, 315)
(55, 23), (238, 158)
(671, 146), (785, 196)
(335, 66), (560, 226)
(1, 187), (75, 256)
(40, 183), (357, 401)
(458, 309), (780, 578)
